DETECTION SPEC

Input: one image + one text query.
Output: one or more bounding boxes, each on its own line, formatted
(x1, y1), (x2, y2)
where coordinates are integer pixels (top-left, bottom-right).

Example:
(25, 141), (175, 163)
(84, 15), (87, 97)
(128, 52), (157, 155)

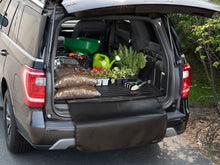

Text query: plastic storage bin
(64, 37), (100, 56)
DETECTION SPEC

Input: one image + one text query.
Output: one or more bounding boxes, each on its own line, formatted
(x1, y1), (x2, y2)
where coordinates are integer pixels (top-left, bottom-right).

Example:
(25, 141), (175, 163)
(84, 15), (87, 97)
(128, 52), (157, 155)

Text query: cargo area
(52, 18), (169, 117)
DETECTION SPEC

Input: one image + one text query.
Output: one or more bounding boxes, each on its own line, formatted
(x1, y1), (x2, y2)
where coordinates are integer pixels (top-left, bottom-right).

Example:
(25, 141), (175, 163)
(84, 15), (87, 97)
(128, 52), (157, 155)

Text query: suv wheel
(3, 90), (33, 153)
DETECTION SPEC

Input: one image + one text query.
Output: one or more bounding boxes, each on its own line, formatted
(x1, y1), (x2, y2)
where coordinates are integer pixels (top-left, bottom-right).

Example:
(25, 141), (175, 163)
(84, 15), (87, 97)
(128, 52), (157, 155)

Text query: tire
(3, 90), (33, 153)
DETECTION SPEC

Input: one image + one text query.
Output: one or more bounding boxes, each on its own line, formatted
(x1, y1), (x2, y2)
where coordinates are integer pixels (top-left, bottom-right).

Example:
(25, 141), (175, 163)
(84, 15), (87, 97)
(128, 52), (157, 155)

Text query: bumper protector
(68, 98), (167, 151)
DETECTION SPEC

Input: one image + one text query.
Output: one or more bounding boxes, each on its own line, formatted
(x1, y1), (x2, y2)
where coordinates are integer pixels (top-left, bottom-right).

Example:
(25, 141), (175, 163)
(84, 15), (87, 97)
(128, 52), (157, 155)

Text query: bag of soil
(55, 64), (97, 88)
(54, 86), (101, 99)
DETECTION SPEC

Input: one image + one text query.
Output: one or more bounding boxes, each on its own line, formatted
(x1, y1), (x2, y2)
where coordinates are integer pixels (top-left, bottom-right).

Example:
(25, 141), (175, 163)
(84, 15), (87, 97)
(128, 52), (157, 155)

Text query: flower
(89, 67), (111, 78)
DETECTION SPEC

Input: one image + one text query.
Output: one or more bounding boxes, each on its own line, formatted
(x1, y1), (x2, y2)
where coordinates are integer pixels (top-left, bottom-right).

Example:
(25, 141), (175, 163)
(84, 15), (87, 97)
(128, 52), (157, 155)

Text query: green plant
(191, 14), (220, 114)
(169, 14), (205, 53)
(112, 44), (147, 73)
(110, 67), (135, 83)
(170, 13), (220, 115)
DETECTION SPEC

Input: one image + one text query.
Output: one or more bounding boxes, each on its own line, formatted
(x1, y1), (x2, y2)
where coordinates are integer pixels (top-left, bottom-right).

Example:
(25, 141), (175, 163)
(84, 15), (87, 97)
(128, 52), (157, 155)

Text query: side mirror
(0, 14), (8, 27)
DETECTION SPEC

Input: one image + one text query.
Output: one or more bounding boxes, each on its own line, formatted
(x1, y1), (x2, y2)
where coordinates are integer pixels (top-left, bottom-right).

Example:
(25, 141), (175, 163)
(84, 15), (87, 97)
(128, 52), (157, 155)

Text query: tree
(192, 14), (220, 114)
(170, 13), (220, 114)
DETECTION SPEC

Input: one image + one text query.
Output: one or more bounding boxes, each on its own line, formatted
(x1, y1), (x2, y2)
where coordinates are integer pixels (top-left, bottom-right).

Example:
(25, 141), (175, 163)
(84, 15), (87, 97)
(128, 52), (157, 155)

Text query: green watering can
(93, 53), (120, 70)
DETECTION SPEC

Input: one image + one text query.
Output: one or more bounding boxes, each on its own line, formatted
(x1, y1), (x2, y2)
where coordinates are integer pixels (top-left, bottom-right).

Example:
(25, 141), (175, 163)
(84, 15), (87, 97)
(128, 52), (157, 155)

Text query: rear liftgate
(68, 98), (167, 151)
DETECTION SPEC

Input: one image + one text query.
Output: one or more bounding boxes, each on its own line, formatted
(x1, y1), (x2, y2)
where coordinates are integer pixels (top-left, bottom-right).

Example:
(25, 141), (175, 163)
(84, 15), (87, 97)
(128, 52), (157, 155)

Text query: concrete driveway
(0, 109), (214, 165)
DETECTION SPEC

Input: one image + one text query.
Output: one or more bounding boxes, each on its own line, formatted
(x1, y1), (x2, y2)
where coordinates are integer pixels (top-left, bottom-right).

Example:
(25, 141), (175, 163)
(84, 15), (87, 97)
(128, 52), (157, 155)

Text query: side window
(164, 18), (182, 57)
(0, 0), (9, 14)
(115, 20), (131, 46)
(170, 25), (182, 55)
(17, 6), (43, 57)
(2, 0), (19, 34)
(0, 0), (11, 28)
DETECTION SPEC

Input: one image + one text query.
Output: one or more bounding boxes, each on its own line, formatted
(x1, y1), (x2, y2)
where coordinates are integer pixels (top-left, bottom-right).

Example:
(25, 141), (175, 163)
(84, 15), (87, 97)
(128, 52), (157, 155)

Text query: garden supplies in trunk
(55, 86), (101, 99)
(55, 64), (98, 88)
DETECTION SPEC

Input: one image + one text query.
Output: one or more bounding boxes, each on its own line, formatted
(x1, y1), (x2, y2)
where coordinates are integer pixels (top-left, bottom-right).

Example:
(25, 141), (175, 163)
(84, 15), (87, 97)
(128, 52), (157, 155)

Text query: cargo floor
(55, 84), (164, 104)
(95, 84), (163, 97)
(54, 84), (164, 117)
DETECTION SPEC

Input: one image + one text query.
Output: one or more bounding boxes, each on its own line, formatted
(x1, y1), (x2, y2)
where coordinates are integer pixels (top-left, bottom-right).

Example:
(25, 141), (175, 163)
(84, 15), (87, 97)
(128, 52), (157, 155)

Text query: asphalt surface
(0, 107), (214, 165)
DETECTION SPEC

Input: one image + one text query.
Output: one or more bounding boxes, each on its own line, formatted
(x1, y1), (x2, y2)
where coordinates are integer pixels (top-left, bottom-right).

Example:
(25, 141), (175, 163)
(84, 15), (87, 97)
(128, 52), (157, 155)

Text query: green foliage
(110, 67), (135, 83)
(170, 13), (220, 111)
(170, 13), (220, 68)
(195, 46), (202, 53)
(112, 44), (147, 73)
(169, 14), (205, 53)
(213, 62), (219, 68)
(191, 14), (220, 68)
(189, 78), (220, 104)
(187, 54), (220, 104)
(200, 56), (206, 60)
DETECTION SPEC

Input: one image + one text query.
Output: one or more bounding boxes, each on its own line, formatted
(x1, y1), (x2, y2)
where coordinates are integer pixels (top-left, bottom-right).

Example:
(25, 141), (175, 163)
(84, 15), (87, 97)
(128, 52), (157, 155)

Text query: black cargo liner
(95, 84), (163, 97)
(54, 84), (163, 104)
(68, 97), (167, 151)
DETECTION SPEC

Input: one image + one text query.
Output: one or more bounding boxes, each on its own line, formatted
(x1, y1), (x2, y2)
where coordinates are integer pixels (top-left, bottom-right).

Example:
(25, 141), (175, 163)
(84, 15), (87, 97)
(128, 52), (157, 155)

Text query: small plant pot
(128, 69), (141, 79)
(102, 78), (109, 86)
(122, 78), (129, 84)
(116, 78), (123, 85)
(96, 79), (102, 86)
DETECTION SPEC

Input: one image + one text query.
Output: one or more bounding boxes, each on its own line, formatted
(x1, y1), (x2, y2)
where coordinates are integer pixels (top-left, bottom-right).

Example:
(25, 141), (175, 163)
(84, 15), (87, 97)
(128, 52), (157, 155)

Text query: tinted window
(170, 25), (182, 55)
(17, 6), (43, 57)
(2, 0), (19, 34)
(0, 0), (10, 14)
(115, 20), (131, 46)
(0, 0), (10, 28)
(117, 20), (131, 33)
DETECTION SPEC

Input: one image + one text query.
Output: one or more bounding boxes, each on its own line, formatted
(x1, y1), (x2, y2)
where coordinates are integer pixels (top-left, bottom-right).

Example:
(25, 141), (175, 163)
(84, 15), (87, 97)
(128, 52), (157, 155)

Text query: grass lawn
(186, 55), (220, 105)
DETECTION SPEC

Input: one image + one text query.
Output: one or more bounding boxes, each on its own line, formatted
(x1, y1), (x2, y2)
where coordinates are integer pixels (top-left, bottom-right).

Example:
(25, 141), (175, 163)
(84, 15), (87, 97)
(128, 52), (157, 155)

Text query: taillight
(182, 63), (191, 98)
(21, 65), (46, 107)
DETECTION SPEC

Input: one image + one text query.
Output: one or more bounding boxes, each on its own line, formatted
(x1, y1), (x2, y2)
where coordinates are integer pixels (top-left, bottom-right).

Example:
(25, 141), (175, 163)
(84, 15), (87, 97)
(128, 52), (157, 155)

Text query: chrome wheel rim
(5, 102), (12, 141)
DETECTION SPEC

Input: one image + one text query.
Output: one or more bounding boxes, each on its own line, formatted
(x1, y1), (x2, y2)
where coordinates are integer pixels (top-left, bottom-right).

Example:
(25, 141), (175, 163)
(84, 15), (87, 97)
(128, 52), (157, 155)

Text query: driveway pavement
(0, 109), (214, 165)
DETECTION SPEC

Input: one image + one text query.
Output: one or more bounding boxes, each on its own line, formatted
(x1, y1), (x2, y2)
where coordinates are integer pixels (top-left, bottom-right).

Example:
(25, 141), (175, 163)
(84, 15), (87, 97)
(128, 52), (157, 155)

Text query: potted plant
(112, 44), (147, 77)
(121, 67), (136, 83)
(110, 67), (120, 84)
(90, 67), (102, 86)
(101, 68), (111, 86)
(110, 67), (135, 85)
(90, 67), (111, 86)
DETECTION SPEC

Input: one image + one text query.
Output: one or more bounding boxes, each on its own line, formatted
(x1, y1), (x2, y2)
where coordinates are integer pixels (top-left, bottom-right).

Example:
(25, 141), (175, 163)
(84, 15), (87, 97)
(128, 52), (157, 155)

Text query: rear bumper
(16, 111), (75, 150)
(18, 98), (189, 151)
(166, 98), (190, 136)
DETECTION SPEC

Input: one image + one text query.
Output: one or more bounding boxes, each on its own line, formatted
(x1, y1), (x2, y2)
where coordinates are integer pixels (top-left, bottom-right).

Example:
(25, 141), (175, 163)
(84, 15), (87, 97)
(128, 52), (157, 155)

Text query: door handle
(1, 49), (8, 56)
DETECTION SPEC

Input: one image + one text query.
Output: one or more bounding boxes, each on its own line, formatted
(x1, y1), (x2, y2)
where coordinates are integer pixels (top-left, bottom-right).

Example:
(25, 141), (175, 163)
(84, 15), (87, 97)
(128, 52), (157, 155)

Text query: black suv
(0, 0), (219, 153)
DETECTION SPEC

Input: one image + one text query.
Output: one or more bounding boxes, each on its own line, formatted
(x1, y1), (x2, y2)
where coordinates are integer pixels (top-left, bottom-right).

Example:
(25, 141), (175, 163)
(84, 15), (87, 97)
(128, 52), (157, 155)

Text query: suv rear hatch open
(61, 0), (220, 17)
(52, 16), (168, 151)
(45, 0), (219, 151)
